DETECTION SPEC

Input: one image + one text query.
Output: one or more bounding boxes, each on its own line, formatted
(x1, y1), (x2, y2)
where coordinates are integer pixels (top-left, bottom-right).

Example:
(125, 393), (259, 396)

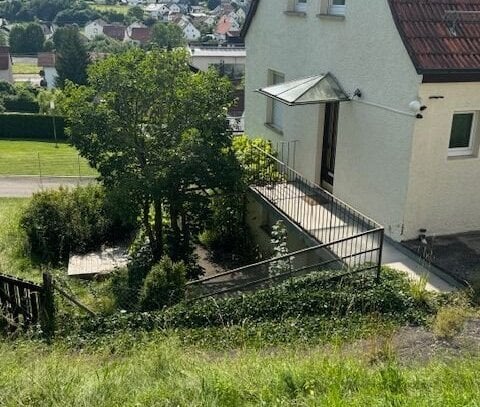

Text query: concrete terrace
(254, 181), (456, 293)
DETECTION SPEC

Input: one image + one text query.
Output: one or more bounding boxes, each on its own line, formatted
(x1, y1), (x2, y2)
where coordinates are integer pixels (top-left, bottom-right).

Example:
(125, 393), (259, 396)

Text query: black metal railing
(186, 146), (384, 301)
(187, 229), (383, 300)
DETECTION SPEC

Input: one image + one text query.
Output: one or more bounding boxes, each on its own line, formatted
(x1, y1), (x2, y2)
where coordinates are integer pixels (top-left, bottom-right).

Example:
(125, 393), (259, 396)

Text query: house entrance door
(321, 102), (339, 190)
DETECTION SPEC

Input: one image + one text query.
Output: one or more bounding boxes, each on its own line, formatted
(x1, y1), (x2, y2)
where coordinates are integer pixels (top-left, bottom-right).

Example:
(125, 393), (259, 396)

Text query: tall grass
(1, 335), (480, 406)
(0, 198), (40, 281)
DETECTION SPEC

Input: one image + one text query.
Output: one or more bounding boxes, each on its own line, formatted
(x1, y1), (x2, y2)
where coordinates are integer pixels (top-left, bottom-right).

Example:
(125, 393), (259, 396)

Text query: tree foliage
(150, 23), (186, 50)
(9, 23), (45, 53)
(53, 26), (89, 87)
(61, 48), (241, 268)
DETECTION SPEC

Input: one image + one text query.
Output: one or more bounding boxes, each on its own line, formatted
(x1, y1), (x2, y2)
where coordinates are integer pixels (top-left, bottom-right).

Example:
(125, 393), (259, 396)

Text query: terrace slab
(68, 247), (128, 279)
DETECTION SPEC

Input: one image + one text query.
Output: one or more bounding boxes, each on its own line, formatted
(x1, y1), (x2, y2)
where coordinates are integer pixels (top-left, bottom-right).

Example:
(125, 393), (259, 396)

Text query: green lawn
(0, 140), (97, 176)
(91, 4), (130, 14)
(0, 198), (39, 281)
(1, 335), (480, 406)
(12, 63), (40, 75)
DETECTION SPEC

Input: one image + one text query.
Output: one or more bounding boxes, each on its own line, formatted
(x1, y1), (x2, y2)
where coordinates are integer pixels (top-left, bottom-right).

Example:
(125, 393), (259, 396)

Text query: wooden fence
(0, 273), (54, 335)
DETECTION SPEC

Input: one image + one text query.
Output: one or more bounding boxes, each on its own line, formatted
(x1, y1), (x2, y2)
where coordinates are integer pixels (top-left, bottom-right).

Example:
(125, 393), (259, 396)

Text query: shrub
(110, 267), (140, 312)
(0, 113), (65, 140)
(140, 256), (186, 311)
(433, 306), (469, 340)
(20, 185), (136, 264)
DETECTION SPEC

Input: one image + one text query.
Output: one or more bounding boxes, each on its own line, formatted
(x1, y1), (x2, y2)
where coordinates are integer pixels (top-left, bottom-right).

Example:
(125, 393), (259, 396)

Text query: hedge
(0, 113), (66, 140)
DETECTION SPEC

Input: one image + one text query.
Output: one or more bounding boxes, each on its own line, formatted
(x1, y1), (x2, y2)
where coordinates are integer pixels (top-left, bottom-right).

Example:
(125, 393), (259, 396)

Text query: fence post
(77, 154), (81, 185)
(37, 152), (43, 189)
(40, 272), (55, 338)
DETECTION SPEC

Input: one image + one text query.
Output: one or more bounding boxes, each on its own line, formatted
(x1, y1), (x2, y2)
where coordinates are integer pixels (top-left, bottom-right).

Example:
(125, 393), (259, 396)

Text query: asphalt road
(0, 176), (96, 198)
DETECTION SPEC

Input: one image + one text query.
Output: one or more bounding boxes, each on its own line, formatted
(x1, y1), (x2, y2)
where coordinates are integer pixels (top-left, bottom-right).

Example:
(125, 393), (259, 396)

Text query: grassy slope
(1, 336), (479, 406)
(0, 140), (97, 176)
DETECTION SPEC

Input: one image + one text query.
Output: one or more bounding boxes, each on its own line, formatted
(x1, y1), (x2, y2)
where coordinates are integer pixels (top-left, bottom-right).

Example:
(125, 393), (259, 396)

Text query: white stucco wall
(44, 67), (57, 89)
(403, 82), (480, 239)
(244, 0), (422, 240)
(189, 50), (246, 72)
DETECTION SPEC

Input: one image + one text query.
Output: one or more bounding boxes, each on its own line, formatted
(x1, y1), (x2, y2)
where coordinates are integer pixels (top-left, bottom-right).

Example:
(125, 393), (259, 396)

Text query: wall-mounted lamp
(409, 100), (427, 119)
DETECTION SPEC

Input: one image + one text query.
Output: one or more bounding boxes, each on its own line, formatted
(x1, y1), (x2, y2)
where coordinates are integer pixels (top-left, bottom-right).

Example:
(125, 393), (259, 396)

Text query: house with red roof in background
(242, 0), (480, 277)
(125, 22), (152, 45)
(0, 46), (12, 84)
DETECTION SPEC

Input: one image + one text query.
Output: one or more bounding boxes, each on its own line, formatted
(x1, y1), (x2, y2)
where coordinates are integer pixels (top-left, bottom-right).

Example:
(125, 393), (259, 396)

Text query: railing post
(376, 229), (385, 282)
(40, 272), (55, 338)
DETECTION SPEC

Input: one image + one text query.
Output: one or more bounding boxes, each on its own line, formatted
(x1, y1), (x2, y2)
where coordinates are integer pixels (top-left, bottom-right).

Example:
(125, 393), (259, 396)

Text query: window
(267, 71), (285, 132)
(295, 0), (307, 12)
(329, 0), (346, 15)
(448, 112), (477, 157)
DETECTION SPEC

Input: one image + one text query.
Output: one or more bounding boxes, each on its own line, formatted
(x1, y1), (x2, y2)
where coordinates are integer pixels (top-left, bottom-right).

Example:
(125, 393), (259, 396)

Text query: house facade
(243, 0), (480, 242)
(84, 19), (107, 40)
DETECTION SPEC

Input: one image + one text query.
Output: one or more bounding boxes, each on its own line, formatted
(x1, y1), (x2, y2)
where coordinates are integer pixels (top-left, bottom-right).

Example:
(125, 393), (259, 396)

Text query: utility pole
(50, 100), (58, 148)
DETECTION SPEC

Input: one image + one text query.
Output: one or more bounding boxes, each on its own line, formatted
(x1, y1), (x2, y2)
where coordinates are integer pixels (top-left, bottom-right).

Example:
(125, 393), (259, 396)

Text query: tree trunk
(169, 202), (181, 261)
(153, 199), (163, 261)
(142, 198), (157, 259)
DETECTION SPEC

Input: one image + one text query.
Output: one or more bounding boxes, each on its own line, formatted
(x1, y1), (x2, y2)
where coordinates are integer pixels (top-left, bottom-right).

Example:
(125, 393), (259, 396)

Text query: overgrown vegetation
(20, 184), (136, 264)
(2, 336), (480, 406)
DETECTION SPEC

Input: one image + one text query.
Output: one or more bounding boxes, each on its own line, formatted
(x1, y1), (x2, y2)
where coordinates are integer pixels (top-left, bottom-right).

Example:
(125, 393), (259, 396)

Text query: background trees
(61, 48), (240, 272)
(150, 23), (186, 50)
(53, 26), (89, 87)
(9, 23), (45, 54)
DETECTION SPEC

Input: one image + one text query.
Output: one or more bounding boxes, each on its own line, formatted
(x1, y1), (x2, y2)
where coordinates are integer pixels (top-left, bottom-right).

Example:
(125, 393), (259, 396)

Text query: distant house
(125, 23), (152, 44)
(169, 3), (182, 14)
(145, 3), (169, 19)
(84, 19), (107, 40)
(0, 47), (13, 85)
(103, 24), (126, 41)
(214, 15), (240, 41)
(177, 19), (201, 42)
(37, 52), (56, 89)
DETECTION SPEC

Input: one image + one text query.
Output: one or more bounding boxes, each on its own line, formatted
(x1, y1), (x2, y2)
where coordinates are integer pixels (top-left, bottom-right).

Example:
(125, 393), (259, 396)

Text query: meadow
(0, 140), (97, 176)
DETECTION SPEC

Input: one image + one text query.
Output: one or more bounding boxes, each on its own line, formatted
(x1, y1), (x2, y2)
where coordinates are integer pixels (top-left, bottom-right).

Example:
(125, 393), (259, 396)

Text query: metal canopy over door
(321, 102), (339, 190)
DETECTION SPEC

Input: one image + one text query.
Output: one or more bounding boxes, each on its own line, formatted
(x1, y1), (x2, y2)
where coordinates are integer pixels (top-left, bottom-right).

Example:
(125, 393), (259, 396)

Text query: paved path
(0, 176), (96, 197)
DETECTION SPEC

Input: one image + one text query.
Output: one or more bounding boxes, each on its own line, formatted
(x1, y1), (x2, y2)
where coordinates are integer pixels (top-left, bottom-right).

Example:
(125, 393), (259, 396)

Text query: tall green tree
(61, 49), (240, 263)
(9, 23), (45, 53)
(150, 23), (186, 50)
(53, 26), (89, 87)
(127, 6), (144, 22)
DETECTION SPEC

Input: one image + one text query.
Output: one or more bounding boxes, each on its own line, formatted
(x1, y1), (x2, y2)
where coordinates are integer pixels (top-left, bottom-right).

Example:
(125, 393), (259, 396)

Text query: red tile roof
(130, 27), (151, 43)
(388, 0), (480, 73)
(38, 52), (56, 68)
(103, 25), (126, 41)
(216, 16), (233, 35)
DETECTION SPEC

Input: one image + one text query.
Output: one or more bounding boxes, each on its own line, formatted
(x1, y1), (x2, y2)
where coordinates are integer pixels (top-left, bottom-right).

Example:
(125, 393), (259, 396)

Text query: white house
(84, 19), (107, 40)
(168, 3), (182, 14)
(243, 0), (480, 243)
(189, 46), (245, 78)
(37, 52), (56, 89)
(145, 3), (169, 19)
(177, 19), (201, 42)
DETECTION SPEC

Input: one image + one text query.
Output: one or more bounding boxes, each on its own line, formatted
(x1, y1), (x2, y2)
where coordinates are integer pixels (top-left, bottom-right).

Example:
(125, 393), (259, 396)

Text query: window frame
(266, 70), (285, 134)
(448, 111), (477, 157)
(294, 0), (307, 12)
(328, 0), (346, 15)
